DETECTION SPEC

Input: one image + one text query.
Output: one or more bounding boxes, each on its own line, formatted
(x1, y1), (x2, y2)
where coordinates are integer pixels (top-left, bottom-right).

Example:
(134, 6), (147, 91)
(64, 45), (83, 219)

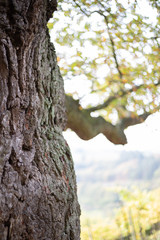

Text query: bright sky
(64, 112), (160, 155)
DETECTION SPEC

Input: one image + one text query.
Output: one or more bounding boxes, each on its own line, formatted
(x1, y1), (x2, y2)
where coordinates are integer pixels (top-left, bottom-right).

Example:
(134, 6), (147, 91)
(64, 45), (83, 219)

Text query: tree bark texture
(0, 1), (80, 239)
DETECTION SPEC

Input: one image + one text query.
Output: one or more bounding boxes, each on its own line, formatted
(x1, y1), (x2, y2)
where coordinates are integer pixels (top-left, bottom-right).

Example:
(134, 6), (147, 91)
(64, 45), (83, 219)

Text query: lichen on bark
(0, 0), (80, 239)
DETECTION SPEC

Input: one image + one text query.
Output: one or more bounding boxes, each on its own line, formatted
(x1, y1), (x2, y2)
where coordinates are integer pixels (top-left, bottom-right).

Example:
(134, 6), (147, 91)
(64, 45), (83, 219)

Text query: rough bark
(0, 1), (80, 239)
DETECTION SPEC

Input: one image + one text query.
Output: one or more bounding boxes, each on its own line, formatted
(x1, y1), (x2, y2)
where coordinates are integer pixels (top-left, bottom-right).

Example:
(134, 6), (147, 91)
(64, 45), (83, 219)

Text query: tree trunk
(0, 0), (80, 239)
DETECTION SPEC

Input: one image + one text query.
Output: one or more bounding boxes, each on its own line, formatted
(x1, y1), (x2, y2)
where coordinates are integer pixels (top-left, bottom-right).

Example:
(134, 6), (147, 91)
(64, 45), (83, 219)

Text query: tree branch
(119, 112), (151, 129)
(71, 2), (123, 79)
(94, 10), (123, 79)
(72, 0), (90, 16)
(120, 104), (160, 129)
(65, 95), (127, 144)
(106, 20), (123, 79)
(65, 95), (159, 145)
(86, 84), (141, 112)
(86, 80), (160, 113)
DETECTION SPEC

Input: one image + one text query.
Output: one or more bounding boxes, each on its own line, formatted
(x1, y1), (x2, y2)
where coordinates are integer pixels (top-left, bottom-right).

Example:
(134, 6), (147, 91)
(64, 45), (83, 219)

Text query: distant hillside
(74, 149), (160, 217)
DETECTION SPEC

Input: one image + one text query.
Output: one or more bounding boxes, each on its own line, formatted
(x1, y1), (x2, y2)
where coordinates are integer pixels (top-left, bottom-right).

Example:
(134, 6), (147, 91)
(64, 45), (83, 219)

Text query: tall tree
(50, 0), (160, 145)
(0, 0), (80, 239)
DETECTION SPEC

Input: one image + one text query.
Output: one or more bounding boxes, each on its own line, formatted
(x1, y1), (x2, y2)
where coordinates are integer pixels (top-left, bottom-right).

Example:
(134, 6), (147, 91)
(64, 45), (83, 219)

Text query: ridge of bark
(0, 1), (80, 239)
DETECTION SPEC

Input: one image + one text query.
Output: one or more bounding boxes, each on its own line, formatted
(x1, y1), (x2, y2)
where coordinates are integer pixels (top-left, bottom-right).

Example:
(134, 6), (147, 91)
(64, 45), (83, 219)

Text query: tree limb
(86, 84), (142, 112)
(86, 80), (160, 113)
(65, 95), (127, 144)
(72, 0), (90, 16)
(105, 19), (123, 79)
(65, 95), (160, 145)
(93, 10), (123, 79)
(65, 95), (147, 145)
(71, 1), (123, 78)
(119, 112), (151, 129)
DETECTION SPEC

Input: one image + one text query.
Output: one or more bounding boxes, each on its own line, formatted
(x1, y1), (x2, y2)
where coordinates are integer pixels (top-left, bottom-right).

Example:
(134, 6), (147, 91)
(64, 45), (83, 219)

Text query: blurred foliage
(75, 150), (160, 238)
(48, 0), (160, 123)
(80, 188), (160, 240)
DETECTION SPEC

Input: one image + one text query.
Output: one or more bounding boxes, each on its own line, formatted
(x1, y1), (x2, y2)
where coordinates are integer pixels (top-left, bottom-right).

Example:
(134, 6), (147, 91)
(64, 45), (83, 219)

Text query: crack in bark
(4, 214), (11, 240)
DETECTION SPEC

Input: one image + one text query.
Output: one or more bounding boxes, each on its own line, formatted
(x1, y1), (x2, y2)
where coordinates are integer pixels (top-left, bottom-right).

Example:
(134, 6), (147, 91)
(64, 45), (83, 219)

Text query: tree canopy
(48, 0), (160, 145)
